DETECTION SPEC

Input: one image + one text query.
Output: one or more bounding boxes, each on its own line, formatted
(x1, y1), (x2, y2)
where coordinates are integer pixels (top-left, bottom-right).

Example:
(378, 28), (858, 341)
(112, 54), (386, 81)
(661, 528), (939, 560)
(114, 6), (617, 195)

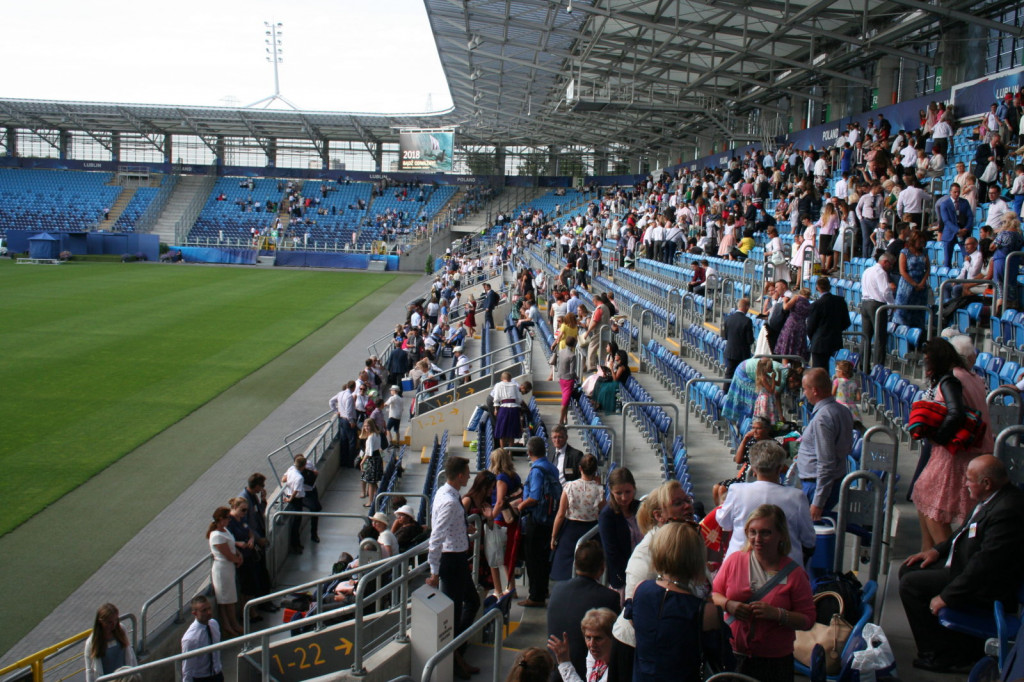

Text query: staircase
(149, 176), (215, 245)
(96, 187), (136, 231)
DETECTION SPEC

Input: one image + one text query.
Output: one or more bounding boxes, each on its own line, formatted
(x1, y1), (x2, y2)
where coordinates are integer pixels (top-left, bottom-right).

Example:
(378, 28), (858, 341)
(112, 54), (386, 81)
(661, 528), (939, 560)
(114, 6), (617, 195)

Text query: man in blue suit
(936, 183), (974, 269)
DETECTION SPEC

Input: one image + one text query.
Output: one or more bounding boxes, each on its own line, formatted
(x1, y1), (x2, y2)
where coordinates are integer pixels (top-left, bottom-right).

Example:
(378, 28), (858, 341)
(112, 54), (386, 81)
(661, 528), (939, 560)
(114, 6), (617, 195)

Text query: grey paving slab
(0, 273), (431, 667)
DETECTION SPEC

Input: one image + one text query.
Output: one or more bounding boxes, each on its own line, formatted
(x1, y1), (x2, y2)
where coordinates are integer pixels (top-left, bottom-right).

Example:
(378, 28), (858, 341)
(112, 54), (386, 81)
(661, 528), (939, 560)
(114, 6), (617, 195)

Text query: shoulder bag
(794, 591), (854, 675)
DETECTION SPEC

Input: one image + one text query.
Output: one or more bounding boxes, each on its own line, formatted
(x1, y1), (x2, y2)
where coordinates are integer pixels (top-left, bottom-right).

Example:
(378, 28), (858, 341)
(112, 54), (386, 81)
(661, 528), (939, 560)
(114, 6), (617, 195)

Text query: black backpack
(812, 571), (863, 624)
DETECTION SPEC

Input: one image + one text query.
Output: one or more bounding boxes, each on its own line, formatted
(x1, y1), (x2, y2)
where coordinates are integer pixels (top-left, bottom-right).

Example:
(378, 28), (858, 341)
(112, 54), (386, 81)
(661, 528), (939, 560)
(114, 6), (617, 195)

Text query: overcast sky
(2, 0), (453, 113)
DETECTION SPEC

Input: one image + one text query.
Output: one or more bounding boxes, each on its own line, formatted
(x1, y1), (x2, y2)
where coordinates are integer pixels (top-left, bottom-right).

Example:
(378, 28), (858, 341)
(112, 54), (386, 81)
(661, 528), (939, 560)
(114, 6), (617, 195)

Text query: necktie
(205, 623), (217, 676)
(945, 502), (983, 568)
(589, 660), (608, 682)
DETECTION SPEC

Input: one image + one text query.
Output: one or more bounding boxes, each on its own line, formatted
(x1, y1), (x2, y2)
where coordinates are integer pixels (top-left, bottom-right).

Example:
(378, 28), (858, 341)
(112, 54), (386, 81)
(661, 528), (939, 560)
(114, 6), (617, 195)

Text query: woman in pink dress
(911, 338), (994, 552)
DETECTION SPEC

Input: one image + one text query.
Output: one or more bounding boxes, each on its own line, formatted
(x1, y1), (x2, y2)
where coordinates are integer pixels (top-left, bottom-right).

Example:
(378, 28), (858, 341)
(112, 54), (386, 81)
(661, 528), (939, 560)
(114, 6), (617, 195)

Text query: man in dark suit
(481, 282), (499, 330)
(721, 297), (754, 379)
(899, 455), (1024, 673)
(805, 277), (851, 369)
(762, 279), (791, 353)
(547, 540), (621, 680)
(550, 424), (583, 485)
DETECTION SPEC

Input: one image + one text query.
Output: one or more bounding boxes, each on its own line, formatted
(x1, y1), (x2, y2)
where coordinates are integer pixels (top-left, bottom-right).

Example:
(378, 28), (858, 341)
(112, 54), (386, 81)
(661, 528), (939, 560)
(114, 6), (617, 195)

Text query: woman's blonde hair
(637, 479), (683, 534)
(489, 448), (517, 479)
(649, 521), (706, 583)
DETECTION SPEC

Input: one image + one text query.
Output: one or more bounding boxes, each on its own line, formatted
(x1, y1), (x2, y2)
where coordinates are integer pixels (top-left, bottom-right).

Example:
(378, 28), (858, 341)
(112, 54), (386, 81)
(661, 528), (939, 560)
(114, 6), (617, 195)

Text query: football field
(0, 260), (400, 536)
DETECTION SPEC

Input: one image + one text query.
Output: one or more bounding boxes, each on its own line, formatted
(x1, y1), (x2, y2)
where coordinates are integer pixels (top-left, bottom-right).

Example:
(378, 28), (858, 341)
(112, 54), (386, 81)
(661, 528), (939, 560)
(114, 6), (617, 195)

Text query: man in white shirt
(950, 237), (985, 301)
(834, 172), (850, 204)
(426, 457), (478, 679)
(283, 455), (308, 554)
(901, 143), (919, 169)
(856, 182), (884, 258)
(932, 118), (953, 155)
(181, 596), (222, 682)
(986, 185), (1010, 228)
(896, 179), (929, 229)
(848, 125), (861, 146)
(329, 380), (359, 466)
(813, 155), (829, 187)
(384, 385), (404, 444)
(454, 346), (471, 384)
(861, 253), (897, 366)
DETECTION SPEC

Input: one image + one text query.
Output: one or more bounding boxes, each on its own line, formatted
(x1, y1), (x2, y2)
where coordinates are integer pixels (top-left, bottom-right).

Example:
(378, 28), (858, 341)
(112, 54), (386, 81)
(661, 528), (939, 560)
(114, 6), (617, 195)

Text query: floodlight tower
(247, 21), (300, 109)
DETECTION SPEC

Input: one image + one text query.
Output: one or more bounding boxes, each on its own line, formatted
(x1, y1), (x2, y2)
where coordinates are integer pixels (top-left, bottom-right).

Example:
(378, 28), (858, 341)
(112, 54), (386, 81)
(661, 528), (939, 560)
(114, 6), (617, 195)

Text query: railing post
(1001, 251), (1024, 315)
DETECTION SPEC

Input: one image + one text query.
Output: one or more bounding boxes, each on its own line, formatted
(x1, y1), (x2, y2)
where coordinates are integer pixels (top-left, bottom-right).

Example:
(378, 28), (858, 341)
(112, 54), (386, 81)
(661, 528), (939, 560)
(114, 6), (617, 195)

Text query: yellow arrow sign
(334, 638), (353, 655)
(450, 407), (459, 415)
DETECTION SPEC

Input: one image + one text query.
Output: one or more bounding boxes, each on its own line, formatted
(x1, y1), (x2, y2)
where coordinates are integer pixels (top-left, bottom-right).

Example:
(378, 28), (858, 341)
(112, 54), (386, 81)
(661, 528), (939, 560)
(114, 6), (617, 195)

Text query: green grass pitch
(0, 260), (396, 536)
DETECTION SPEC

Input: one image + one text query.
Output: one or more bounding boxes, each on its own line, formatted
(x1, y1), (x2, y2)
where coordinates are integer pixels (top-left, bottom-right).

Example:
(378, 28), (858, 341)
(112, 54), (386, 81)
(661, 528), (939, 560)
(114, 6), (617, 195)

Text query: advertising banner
(951, 67), (1024, 119)
(399, 131), (454, 172)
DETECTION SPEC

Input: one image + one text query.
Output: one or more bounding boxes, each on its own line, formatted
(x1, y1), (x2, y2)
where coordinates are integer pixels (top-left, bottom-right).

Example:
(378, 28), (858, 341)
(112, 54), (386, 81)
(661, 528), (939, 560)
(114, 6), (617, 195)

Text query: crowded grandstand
(8, 2), (1024, 682)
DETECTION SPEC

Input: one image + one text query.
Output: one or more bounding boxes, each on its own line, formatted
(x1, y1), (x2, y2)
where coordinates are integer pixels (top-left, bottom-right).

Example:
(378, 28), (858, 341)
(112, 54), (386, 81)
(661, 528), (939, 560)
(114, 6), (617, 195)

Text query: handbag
(794, 592), (854, 675)
(483, 522), (507, 566)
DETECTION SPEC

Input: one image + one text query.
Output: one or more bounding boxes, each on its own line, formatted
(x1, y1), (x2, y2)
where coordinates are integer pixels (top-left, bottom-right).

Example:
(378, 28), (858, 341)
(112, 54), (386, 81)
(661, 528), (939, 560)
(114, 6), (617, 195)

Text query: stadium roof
(2, 0), (1023, 158)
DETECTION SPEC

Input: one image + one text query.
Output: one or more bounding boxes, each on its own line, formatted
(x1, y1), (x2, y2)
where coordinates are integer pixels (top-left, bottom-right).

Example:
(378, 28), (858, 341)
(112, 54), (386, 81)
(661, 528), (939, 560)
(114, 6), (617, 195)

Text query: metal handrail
(636, 309), (655, 371)
(412, 337), (532, 416)
(103, 542), (433, 681)
(0, 615), (137, 682)
(562, 424), (617, 462)
(374, 491), (431, 523)
(872, 304), (934, 352)
(135, 173), (179, 234)
(420, 609), (503, 682)
(994, 424), (1024, 464)
(173, 174), (216, 244)
(351, 543), (433, 674)
(283, 410), (334, 446)
(619, 401), (679, 464)
(834, 470), (884, 585)
(264, 414), (337, 523)
(1001, 251), (1024, 315)
(682, 377), (734, 444)
(935, 277), (995, 337)
(139, 556), (211, 652)
(241, 536), (420, 637)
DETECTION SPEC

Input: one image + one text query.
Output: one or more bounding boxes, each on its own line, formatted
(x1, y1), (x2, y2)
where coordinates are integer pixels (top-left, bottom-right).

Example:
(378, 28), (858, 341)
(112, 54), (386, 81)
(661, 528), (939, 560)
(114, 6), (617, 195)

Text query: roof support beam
(175, 109), (219, 155)
(297, 114), (326, 156)
(116, 107), (165, 153)
(349, 116), (380, 157)
(55, 105), (114, 153)
(235, 112), (273, 156)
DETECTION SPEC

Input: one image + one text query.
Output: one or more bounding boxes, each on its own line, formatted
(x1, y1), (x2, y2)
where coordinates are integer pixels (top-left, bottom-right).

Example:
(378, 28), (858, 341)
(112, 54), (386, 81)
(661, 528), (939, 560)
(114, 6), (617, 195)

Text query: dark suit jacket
(806, 291), (851, 354)
(483, 290), (499, 311)
(721, 310), (754, 361)
(935, 484), (1024, 608)
(547, 575), (621, 678)
(598, 501), (641, 589)
(556, 444), (584, 483)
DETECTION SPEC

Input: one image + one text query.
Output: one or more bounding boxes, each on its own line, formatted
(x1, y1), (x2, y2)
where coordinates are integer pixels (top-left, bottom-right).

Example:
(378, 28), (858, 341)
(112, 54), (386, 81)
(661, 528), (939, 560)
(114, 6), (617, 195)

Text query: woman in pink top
(712, 504), (815, 682)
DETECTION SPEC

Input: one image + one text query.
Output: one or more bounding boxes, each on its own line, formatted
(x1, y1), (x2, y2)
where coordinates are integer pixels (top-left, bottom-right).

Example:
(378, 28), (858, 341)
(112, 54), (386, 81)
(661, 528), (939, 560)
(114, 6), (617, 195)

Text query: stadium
(3, 0), (1024, 680)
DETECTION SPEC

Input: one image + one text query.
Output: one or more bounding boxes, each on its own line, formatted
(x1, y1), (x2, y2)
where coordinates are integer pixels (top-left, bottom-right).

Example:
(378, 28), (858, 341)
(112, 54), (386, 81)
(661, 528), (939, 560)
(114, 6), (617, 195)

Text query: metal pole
(619, 401), (679, 464)
(1001, 251), (1024, 315)
(934, 278), (996, 338)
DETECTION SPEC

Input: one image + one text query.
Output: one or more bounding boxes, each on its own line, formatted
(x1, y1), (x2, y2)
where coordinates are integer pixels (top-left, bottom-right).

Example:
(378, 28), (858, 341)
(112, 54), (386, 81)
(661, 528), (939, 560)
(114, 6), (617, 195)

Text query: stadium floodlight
(247, 20), (300, 110)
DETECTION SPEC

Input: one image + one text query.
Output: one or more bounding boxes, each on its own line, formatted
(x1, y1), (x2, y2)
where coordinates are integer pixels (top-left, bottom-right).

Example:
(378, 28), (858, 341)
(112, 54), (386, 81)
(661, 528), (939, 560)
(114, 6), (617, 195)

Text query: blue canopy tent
(28, 232), (61, 260)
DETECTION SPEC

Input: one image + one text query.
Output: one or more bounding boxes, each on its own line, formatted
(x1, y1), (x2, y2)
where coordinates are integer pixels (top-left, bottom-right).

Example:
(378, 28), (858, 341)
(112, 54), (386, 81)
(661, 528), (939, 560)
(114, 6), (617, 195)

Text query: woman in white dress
(208, 506), (243, 637)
